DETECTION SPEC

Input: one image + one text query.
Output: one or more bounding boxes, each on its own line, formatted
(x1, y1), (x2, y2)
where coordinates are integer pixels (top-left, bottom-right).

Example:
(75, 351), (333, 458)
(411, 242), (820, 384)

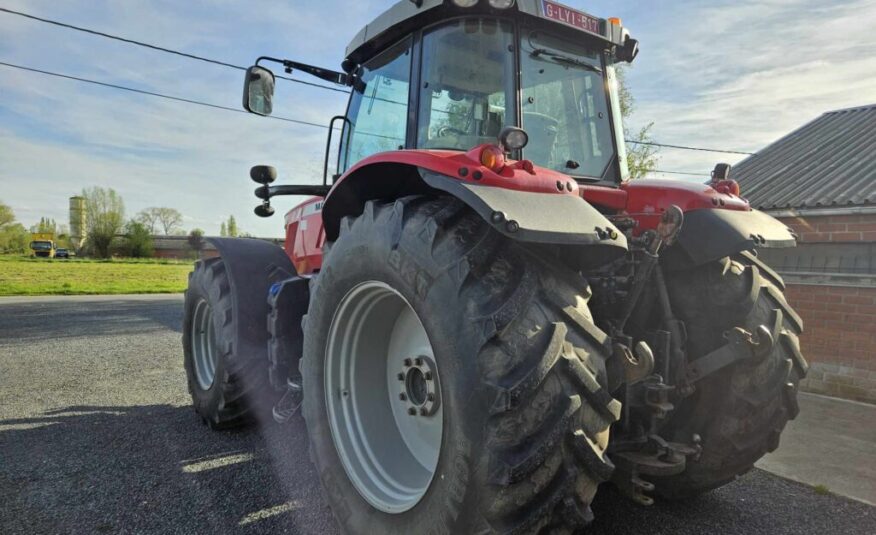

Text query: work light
(499, 126), (529, 151)
(488, 0), (516, 8)
(451, 0), (479, 7)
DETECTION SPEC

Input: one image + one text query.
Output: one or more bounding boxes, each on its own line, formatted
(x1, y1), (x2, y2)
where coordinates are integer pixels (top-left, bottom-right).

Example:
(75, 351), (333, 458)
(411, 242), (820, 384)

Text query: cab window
(520, 29), (615, 178)
(342, 38), (412, 171)
(417, 19), (516, 150)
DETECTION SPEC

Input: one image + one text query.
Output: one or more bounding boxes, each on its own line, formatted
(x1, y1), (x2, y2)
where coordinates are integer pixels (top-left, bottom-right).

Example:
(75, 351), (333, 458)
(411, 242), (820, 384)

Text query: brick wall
(780, 213), (876, 243)
(782, 284), (876, 404)
(772, 213), (876, 404)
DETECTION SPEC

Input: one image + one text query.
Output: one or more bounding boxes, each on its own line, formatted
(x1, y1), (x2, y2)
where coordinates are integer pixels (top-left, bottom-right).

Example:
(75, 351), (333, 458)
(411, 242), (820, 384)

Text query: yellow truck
(29, 232), (56, 258)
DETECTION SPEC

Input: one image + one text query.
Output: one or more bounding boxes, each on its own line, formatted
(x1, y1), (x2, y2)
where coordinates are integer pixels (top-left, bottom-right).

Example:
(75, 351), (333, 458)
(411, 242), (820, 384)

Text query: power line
(0, 61), (412, 143)
(1, 7), (760, 157)
(0, 61), (330, 129)
(0, 6), (350, 94)
(0, 60), (719, 177)
(626, 139), (754, 155)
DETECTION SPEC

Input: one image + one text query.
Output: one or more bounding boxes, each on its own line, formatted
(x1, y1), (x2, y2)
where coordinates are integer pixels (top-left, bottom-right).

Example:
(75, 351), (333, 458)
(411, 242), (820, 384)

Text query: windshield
(31, 241), (53, 251)
(520, 30), (616, 178)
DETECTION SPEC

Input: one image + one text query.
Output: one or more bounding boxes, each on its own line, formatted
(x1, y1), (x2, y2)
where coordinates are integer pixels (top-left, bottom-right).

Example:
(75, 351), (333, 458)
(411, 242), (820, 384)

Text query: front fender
(663, 208), (797, 269)
(203, 238), (297, 373)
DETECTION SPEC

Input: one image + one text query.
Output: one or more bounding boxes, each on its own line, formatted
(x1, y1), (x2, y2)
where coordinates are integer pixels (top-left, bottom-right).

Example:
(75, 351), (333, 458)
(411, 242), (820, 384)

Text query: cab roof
(344, 0), (628, 67)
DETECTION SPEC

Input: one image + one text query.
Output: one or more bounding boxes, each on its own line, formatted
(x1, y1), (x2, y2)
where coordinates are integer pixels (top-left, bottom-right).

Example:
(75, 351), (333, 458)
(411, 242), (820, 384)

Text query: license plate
(541, 1), (601, 34)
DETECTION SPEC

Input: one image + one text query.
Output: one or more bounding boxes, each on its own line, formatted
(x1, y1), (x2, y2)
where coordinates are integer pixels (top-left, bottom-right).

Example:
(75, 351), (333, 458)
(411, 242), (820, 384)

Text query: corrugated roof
(733, 104), (876, 210)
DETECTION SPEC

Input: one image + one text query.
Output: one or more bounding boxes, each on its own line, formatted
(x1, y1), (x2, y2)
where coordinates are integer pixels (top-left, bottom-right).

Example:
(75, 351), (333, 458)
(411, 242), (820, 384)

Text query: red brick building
(734, 104), (876, 403)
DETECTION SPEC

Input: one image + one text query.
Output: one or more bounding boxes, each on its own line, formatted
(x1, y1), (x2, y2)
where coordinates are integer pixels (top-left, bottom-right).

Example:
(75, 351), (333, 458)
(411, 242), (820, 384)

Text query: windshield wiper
(530, 48), (602, 73)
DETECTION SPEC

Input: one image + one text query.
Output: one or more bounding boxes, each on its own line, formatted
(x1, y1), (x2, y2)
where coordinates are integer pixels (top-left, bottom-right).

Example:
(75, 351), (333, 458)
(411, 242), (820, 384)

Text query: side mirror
(242, 66), (276, 116)
(619, 37), (639, 63)
(250, 165), (277, 184)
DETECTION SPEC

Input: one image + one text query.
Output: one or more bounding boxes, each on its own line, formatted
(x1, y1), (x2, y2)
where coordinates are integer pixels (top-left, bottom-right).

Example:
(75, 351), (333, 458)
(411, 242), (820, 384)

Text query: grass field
(0, 255), (193, 296)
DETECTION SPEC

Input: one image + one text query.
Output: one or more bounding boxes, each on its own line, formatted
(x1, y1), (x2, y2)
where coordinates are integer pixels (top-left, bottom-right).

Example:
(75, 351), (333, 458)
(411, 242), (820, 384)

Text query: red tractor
(183, 1), (807, 532)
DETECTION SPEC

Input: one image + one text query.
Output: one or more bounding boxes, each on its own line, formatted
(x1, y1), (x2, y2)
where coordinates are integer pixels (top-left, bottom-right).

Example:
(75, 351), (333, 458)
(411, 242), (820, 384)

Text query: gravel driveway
(1, 295), (873, 534)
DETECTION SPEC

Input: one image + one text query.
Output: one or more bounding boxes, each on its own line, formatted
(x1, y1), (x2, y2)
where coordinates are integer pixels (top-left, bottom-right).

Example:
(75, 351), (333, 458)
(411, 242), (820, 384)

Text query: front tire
(302, 197), (620, 534)
(182, 258), (271, 429)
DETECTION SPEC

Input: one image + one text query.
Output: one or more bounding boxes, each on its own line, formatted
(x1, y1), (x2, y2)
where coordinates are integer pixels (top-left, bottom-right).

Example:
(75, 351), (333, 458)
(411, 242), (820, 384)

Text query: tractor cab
(244, 0), (639, 189)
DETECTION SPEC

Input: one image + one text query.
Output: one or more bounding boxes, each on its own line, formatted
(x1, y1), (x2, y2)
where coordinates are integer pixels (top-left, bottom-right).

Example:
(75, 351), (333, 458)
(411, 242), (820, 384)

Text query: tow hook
(616, 341), (655, 385)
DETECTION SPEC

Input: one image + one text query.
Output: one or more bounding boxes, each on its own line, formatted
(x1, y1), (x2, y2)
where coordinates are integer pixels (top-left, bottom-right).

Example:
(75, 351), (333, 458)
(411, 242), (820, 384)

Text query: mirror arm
(255, 185), (331, 200)
(256, 56), (352, 86)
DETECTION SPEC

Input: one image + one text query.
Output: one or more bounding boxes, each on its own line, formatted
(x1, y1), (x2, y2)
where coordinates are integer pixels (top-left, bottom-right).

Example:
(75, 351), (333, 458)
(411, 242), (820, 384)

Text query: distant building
(151, 235), (283, 260)
(68, 196), (86, 251)
(734, 104), (876, 403)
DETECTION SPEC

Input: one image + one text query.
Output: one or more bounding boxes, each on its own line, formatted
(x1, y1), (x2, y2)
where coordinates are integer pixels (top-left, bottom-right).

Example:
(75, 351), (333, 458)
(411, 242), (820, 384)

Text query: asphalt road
(1, 295), (874, 535)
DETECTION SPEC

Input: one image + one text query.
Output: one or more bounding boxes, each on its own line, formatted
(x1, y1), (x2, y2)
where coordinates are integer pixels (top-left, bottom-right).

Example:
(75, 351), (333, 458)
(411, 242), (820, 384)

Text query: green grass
(0, 255), (193, 296)
(812, 484), (832, 496)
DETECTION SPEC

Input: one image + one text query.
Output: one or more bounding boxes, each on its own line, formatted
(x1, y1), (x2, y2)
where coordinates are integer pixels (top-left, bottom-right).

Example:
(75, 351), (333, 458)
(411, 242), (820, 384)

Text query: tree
(615, 67), (658, 179)
(220, 222), (227, 237)
(136, 209), (159, 234)
(0, 202), (14, 228)
(188, 228), (205, 253)
(137, 207), (184, 235)
(82, 187), (126, 258)
(0, 201), (29, 254)
(124, 221), (154, 258)
(30, 217), (57, 234)
(227, 215), (239, 238)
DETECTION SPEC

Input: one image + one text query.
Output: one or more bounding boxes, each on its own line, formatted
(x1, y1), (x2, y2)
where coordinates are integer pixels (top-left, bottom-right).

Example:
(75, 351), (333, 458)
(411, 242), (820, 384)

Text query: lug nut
(403, 358), (412, 367)
(427, 393), (435, 401)
(408, 408), (416, 416)
(397, 372), (404, 381)
(414, 357), (422, 366)
(419, 408), (428, 416)
(399, 393), (407, 401)
(506, 220), (520, 233)
(424, 372), (432, 381)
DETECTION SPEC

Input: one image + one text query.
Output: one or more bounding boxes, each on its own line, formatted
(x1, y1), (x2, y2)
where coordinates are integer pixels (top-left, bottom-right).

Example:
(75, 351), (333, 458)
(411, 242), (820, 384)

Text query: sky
(1, 0), (874, 237)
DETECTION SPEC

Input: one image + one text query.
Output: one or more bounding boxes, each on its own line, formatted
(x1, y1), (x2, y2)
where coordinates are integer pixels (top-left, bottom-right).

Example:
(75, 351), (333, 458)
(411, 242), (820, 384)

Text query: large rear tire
(302, 197), (620, 534)
(655, 253), (807, 498)
(182, 258), (271, 429)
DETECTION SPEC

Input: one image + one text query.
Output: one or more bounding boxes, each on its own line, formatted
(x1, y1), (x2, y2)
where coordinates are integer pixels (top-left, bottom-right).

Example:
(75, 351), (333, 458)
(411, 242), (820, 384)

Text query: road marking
(238, 501), (301, 526)
(180, 452), (254, 473)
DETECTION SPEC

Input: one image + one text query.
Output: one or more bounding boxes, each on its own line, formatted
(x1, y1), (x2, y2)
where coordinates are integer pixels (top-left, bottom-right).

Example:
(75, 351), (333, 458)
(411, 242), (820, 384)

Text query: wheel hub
(398, 356), (440, 417)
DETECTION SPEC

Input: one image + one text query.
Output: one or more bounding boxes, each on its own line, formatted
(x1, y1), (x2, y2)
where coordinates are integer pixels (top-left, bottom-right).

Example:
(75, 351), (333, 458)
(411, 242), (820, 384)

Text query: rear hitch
(611, 433), (702, 506)
(684, 323), (775, 385)
(615, 205), (683, 333)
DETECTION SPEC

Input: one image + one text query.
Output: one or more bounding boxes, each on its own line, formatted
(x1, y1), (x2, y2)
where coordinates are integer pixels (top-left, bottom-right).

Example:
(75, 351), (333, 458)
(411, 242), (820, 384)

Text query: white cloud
(618, 0), (876, 179)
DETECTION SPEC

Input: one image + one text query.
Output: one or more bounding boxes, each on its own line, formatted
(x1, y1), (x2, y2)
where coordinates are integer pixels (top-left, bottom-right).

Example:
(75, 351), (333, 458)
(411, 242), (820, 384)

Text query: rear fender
(663, 209), (797, 269)
(204, 238), (299, 388)
(322, 151), (627, 251)
(616, 179), (796, 269)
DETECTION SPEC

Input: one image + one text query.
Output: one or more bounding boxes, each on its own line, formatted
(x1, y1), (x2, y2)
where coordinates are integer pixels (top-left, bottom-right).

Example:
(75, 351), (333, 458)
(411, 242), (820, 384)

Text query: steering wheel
(437, 125), (469, 138)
